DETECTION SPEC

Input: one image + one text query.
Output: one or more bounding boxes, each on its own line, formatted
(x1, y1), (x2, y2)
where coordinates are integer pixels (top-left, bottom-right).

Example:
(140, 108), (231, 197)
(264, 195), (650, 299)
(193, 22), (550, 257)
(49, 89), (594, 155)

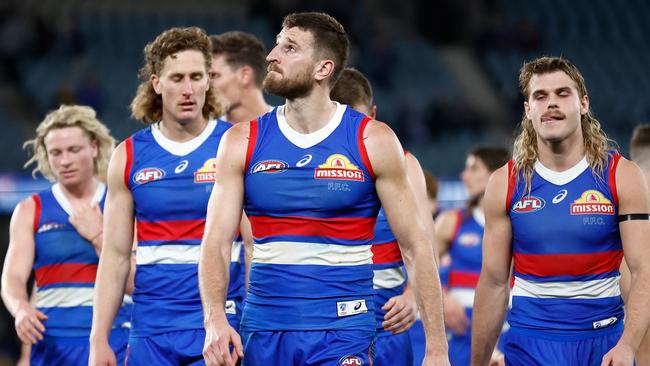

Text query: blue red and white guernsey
(507, 152), (624, 338)
(242, 103), (381, 332)
(124, 119), (245, 337)
(372, 207), (407, 336)
(32, 183), (131, 337)
(446, 207), (484, 315)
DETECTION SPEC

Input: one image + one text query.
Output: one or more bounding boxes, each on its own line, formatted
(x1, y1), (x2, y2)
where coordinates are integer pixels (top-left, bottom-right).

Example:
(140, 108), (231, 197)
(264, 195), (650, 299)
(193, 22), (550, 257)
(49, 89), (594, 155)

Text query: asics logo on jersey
(252, 160), (289, 174)
(552, 189), (568, 204)
(133, 168), (165, 185)
(174, 160), (189, 174)
(339, 356), (364, 365)
(512, 196), (545, 213)
(296, 154), (312, 167)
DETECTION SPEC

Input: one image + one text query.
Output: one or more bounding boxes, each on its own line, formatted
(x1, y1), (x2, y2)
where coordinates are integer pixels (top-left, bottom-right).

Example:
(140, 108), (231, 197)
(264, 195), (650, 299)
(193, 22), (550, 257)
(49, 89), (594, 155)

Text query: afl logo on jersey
(133, 168), (165, 185)
(458, 233), (481, 247)
(512, 196), (545, 213)
(339, 356), (364, 365)
(315, 154), (364, 182)
(194, 158), (217, 183)
(251, 160), (289, 174)
(570, 190), (615, 215)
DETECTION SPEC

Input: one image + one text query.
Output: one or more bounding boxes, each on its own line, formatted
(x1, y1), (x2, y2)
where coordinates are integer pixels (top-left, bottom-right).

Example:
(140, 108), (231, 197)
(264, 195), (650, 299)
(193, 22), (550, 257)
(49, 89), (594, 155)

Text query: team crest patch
(194, 158), (216, 183)
(314, 154), (364, 182)
(570, 189), (615, 215)
(133, 167), (165, 185)
(511, 196), (545, 213)
(339, 355), (364, 365)
(251, 159), (289, 174)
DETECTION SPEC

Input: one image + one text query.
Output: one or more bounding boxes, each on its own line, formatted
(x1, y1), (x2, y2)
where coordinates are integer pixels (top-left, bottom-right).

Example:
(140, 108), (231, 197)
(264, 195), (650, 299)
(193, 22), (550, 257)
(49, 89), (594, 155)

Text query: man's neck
(226, 89), (270, 124)
(536, 131), (585, 172)
(159, 114), (208, 142)
(60, 178), (99, 202)
(284, 88), (337, 134)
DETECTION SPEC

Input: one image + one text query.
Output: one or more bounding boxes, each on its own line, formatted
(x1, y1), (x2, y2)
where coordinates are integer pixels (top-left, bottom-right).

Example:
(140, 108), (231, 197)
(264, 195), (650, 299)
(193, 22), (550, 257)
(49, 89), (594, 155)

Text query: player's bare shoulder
(484, 163), (511, 215)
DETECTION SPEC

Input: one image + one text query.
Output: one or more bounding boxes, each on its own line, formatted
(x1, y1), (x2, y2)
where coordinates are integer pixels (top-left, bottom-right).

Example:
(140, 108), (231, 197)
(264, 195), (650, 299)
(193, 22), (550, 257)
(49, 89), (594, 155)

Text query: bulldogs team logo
(133, 168), (165, 185)
(512, 196), (545, 213)
(251, 160), (289, 174)
(314, 154), (364, 182)
(570, 190), (615, 215)
(339, 356), (364, 365)
(194, 158), (217, 183)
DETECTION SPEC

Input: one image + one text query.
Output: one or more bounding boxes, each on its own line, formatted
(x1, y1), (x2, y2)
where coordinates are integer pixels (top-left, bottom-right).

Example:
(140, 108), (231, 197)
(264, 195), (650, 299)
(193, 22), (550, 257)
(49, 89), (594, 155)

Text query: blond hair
(513, 56), (612, 193)
(131, 26), (223, 123)
(23, 105), (115, 182)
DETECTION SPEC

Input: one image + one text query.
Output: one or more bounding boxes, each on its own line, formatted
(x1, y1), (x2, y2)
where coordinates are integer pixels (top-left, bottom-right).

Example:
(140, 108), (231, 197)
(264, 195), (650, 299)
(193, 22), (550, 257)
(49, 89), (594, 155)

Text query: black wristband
(617, 213), (650, 222)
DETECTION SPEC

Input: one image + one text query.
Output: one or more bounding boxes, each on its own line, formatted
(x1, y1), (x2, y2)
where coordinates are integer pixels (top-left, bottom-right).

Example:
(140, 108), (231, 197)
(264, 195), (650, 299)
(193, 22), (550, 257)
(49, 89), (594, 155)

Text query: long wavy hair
(24, 105), (115, 182)
(513, 56), (613, 193)
(131, 26), (222, 123)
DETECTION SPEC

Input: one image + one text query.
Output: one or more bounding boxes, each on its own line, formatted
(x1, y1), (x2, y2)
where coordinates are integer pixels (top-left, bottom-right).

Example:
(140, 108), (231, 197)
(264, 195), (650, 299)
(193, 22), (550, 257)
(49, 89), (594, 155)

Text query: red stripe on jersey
(506, 160), (516, 212)
(608, 152), (621, 207)
(358, 116), (375, 181)
(449, 271), (480, 288)
(35, 263), (98, 287)
(250, 215), (377, 241)
(32, 195), (41, 233)
(137, 219), (206, 241)
(124, 137), (134, 188)
(245, 119), (258, 173)
(513, 249), (623, 277)
(450, 209), (463, 246)
(371, 241), (403, 264)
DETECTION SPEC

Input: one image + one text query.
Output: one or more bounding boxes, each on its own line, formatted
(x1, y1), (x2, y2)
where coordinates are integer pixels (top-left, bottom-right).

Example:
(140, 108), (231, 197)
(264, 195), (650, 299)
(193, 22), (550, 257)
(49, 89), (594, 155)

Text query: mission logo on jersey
(570, 189), (615, 215)
(314, 154), (364, 182)
(194, 158), (216, 183)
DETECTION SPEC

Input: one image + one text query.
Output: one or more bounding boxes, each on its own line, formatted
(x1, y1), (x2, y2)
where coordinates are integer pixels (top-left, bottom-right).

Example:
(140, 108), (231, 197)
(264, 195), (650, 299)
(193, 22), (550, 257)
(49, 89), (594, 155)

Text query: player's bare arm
(470, 165), (512, 366)
(199, 122), (249, 366)
(89, 142), (135, 366)
(382, 152), (431, 334)
(364, 119), (449, 365)
(601, 158), (650, 366)
(1, 197), (48, 345)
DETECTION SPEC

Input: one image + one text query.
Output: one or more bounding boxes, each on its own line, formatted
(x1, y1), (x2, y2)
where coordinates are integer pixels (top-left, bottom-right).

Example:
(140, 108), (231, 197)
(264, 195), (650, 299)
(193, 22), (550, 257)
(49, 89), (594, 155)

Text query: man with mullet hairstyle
(199, 12), (449, 366)
(89, 27), (238, 366)
(471, 56), (650, 366)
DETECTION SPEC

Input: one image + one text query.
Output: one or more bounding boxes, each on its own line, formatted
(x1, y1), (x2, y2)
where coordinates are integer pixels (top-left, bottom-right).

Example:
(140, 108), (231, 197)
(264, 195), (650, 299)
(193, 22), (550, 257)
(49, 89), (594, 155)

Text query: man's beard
(263, 67), (313, 99)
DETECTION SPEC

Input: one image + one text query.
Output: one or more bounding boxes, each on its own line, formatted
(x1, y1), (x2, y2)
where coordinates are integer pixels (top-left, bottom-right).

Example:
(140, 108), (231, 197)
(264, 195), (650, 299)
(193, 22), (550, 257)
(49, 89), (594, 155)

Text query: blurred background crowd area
(0, 0), (649, 362)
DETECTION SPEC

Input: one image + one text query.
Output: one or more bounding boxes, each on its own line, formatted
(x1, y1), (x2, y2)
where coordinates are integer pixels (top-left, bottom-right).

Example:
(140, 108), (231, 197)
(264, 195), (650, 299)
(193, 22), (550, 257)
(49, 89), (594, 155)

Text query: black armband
(617, 213), (650, 222)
